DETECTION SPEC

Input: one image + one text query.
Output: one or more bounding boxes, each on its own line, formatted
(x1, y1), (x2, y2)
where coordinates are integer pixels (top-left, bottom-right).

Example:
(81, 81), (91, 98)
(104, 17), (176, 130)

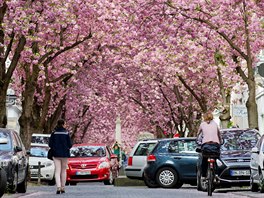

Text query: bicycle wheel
(207, 167), (214, 196)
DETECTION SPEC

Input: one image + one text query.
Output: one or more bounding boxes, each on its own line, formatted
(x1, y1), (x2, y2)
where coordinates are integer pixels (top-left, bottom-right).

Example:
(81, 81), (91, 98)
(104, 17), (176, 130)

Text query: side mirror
(251, 147), (259, 154)
(14, 146), (22, 152)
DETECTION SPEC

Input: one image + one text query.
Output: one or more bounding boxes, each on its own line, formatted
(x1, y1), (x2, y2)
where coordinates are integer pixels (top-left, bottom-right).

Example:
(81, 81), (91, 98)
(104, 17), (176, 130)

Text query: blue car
(144, 137), (198, 188)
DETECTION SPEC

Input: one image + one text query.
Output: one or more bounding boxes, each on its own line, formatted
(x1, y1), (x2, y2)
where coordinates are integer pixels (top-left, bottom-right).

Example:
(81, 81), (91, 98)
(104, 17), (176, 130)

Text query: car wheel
(7, 170), (18, 193)
(156, 167), (178, 188)
(143, 175), (159, 188)
(104, 171), (114, 185)
(16, 172), (27, 193)
(197, 168), (207, 192)
(0, 168), (7, 197)
(250, 173), (259, 192)
(259, 171), (264, 193)
(48, 177), (56, 186)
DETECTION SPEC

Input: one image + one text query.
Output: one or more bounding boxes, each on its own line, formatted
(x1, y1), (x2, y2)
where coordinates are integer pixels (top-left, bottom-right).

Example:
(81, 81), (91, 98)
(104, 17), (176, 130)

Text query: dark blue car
(144, 137), (198, 188)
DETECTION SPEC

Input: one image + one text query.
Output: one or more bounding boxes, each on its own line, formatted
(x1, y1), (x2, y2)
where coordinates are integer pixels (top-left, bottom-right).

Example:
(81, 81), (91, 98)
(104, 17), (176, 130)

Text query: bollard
(37, 161), (41, 184)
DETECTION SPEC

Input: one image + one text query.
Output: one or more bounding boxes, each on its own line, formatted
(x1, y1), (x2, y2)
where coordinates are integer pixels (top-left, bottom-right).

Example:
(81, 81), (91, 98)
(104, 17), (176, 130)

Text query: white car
(250, 134), (264, 193)
(125, 139), (157, 179)
(29, 143), (55, 185)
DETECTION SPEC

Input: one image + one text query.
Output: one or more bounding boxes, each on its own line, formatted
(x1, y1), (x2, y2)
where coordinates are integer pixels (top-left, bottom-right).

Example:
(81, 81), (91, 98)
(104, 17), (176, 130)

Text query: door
(168, 139), (198, 179)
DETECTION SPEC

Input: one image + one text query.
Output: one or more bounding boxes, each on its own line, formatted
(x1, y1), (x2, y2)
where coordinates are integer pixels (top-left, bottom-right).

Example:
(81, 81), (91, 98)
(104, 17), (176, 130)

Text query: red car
(66, 143), (119, 185)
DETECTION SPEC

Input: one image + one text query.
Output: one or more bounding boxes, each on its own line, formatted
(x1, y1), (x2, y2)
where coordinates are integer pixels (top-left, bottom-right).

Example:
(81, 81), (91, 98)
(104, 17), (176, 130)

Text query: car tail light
(147, 154), (156, 162)
(128, 156), (133, 166)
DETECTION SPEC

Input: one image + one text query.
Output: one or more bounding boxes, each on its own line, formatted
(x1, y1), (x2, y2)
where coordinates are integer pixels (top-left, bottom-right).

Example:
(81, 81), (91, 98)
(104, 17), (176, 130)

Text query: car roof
(157, 137), (197, 142)
(220, 128), (258, 132)
(32, 133), (51, 137)
(137, 139), (159, 143)
(72, 143), (107, 147)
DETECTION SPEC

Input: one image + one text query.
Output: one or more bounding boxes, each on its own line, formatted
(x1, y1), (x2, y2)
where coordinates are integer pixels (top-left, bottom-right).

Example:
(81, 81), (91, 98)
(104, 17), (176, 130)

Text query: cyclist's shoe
(201, 176), (206, 181)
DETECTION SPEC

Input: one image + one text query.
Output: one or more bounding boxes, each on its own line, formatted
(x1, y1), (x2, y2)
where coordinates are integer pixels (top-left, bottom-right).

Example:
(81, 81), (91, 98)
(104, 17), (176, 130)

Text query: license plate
(30, 170), (38, 174)
(76, 171), (91, 175)
(230, 170), (250, 176)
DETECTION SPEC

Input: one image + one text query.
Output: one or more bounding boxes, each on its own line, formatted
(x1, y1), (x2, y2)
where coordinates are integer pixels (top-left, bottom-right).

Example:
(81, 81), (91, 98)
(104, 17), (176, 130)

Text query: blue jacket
(49, 127), (72, 158)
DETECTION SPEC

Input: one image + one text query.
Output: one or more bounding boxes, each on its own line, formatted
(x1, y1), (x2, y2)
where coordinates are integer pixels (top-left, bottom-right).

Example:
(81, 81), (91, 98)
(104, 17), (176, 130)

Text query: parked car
(31, 133), (50, 145)
(197, 128), (260, 191)
(0, 128), (29, 194)
(125, 139), (158, 180)
(66, 143), (119, 185)
(250, 133), (264, 193)
(144, 137), (198, 188)
(29, 143), (55, 185)
(0, 142), (7, 198)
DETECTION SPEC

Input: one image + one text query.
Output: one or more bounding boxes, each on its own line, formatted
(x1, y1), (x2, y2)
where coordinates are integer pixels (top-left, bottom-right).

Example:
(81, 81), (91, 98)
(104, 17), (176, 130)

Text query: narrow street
(2, 183), (264, 198)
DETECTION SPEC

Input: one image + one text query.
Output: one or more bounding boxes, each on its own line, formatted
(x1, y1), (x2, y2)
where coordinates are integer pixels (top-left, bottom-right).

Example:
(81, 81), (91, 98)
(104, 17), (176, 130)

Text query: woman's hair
(203, 112), (214, 122)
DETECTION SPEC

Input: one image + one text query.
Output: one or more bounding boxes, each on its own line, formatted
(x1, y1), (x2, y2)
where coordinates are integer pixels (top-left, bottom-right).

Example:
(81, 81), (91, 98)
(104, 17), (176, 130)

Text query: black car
(144, 137), (198, 188)
(196, 128), (260, 191)
(0, 128), (30, 195)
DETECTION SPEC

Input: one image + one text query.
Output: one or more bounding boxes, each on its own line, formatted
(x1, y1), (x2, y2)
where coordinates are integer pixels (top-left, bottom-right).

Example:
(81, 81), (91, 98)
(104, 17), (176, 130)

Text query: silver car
(250, 134), (264, 193)
(125, 139), (157, 179)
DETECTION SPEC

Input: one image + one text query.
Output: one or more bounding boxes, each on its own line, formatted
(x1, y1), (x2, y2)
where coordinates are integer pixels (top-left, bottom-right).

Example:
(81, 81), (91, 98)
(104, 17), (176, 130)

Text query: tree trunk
(0, 90), (7, 128)
(247, 79), (258, 129)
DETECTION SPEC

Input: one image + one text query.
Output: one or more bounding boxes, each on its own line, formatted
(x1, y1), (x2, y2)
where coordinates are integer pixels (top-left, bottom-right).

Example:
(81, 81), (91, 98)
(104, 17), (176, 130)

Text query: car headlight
(216, 159), (223, 167)
(98, 161), (110, 169)
(43, 161), (53, 167)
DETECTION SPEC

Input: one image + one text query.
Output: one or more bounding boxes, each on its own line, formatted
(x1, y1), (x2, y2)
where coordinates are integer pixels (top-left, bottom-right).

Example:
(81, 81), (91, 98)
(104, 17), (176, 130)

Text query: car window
(168, 140), (197, 153)
(30, 146), (49, 157)
(0, 131), (12, 151)
(70, 146), (106, 157)
(221, 130), (259, 151)
(134, 142), (156, 156)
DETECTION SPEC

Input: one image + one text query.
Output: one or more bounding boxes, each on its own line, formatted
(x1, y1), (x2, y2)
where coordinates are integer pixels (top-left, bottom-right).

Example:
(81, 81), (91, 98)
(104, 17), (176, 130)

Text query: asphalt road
(2, 183), (264, 198)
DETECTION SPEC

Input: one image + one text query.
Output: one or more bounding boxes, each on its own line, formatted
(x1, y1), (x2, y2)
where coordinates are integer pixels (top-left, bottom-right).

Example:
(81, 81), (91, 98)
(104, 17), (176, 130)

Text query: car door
(12, 132), (28, 183)
(168, 139), (198, 179)
(250, 135), (264, 180)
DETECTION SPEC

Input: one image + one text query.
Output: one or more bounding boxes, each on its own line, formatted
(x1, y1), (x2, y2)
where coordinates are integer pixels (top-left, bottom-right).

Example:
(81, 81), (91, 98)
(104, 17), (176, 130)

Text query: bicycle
(205, 155), (217, 196)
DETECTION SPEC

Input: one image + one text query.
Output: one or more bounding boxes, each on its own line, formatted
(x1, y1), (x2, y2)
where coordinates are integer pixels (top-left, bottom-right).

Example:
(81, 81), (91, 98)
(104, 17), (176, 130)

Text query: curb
(114, 176), (145, 187)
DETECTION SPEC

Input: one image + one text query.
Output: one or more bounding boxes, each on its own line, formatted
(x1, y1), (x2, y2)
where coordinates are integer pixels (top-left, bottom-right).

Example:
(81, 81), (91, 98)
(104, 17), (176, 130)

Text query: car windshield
(0, 132), (12, 151)
(30, 146), (49, 157)
(221, 130), (259, 151)
(70, 146), (106, 157)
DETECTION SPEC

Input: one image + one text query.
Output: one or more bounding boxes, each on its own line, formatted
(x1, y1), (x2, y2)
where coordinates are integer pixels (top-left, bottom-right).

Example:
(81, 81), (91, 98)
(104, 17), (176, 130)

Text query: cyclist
(197, 111), (222, 181)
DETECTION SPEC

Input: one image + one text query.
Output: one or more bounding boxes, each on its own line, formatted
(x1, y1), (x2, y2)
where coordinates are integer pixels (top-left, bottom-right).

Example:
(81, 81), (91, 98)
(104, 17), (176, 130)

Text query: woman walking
(49, 119), (72, 194)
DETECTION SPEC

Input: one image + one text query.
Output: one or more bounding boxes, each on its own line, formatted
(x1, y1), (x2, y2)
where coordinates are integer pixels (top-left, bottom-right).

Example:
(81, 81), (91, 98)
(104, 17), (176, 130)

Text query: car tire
(48, 177), (56, 186)
(16, 173), (27, 193)
(197, 168), (207, 192)
(250, 173), (259, 192)
(7, 170), (18, 194)
(104, 171), (114, 185)
(143, 175), (159, 188)
(156, 167), (179, 188)
(0, 168), (7, 198)
(259, 171), (264, 193)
